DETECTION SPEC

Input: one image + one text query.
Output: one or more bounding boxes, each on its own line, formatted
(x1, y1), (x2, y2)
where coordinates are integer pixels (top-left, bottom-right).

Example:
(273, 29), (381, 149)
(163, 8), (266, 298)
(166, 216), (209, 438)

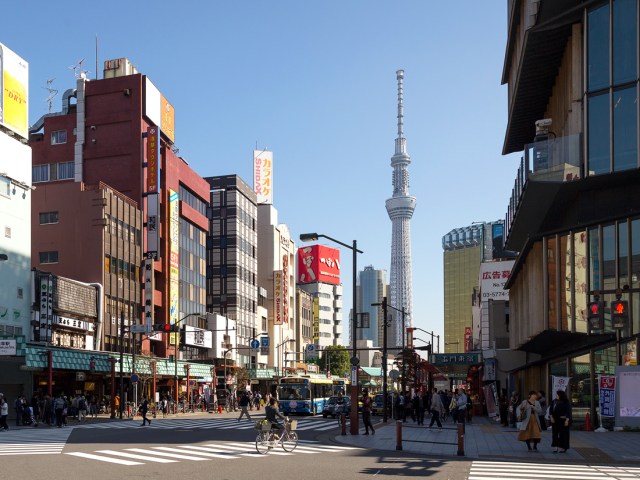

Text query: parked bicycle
(255, 418), (298, 454)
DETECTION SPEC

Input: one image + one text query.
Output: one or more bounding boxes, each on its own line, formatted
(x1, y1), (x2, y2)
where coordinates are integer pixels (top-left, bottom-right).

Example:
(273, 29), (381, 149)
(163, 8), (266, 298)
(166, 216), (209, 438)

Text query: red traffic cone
(583, 412), (593, 431)
(218, 405), (222, 414)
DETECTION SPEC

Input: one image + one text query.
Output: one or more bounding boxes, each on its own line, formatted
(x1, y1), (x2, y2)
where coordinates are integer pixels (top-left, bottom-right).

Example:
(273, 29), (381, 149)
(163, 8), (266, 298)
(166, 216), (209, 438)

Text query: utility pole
(382, 297), (389, 423)
(119, 310), (125, 419)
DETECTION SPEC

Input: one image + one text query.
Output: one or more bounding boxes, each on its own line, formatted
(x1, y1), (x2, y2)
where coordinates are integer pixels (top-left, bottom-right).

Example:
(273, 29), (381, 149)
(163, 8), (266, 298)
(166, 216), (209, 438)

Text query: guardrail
(395, 420), (465, 456)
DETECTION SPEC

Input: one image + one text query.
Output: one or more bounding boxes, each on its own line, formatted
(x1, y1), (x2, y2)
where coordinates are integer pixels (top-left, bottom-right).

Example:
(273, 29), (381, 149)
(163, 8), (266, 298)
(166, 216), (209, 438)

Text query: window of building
(32, 164), (49, 183)
(39, 211), (59, 224)
(51, 130), (67, 145)
(632, 219), (640, 290)
(39, 251), (59, 264)
(0, 176), (9, 198)
(587, 0), (639, 174)
(547, 236), (558, 330)
(56, 162), (74, 180)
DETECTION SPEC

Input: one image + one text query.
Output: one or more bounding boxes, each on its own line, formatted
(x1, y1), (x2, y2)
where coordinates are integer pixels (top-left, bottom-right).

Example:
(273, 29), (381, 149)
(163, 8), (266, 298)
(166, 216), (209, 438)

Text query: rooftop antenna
(69, 58), (90, 79)
(43, 78), (58, 114)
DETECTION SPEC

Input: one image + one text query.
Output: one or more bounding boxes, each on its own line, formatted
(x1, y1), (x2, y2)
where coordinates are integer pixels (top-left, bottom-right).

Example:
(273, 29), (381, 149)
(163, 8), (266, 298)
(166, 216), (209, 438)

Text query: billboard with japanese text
(273, 270), (284, 325)
(478, 260), (515, 301)
(253, 150), (273, 204)
(0, 43), (28, 139)
(169, 189), (180, 343)
(297, 245), (341, 285)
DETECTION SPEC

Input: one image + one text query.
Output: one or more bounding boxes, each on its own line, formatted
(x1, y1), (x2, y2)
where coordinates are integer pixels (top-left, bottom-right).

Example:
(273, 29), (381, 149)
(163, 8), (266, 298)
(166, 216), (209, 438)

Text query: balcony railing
(505, 134), (582, 244)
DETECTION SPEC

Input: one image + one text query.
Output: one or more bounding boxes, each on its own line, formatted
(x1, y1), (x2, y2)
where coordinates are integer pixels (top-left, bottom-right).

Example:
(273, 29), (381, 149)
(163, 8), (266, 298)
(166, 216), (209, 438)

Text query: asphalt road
(0, 414), (472, 480)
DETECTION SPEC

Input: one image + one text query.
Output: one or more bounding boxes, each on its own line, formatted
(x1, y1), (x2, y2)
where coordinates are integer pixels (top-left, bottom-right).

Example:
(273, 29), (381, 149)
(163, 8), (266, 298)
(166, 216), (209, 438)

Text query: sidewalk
(3, 407), (248, 431)
(334, 416), (640, 464)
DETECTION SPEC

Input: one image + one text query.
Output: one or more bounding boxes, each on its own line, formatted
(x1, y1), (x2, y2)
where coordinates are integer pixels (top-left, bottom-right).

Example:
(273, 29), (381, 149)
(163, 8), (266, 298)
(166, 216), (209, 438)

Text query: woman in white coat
(517, 390), (543, 451)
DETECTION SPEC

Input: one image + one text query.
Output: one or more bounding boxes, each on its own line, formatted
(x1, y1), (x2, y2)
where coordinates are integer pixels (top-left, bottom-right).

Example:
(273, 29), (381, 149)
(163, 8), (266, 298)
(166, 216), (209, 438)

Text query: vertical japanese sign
(313, 297), (320, 341)
(464, 326), (472, 352)
(273, 270), (283, 325)
(253, 150), (273, 204)
(39, 275), (53, 342)
(282, 254), (289, 323)
(169, 189), (180, 344)
(599, 375), (616, 417)
(146, 193), (159, 260)
(146, 126), (159, 193)
(143, 258), (154, 328)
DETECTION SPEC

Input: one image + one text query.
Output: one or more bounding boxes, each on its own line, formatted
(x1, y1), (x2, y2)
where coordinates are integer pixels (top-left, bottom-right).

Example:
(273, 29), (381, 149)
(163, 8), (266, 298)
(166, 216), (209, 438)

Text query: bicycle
(255, 418), (298, 454)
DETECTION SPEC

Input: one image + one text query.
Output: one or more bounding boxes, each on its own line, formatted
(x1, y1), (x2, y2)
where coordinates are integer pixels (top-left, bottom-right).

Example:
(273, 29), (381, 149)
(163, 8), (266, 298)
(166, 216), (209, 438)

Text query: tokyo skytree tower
(385, 69), (416, 348)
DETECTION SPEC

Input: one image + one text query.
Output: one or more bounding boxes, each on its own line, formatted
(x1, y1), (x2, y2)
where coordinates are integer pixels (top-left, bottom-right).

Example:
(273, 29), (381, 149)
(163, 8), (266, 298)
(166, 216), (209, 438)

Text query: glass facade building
(356, 266), (387, 347)
(502, 0), (640, 427)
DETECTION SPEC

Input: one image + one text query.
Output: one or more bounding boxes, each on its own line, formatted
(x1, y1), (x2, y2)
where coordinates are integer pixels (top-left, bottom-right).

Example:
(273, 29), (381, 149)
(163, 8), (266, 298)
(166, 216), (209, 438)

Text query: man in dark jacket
(140, 396), (151, 426)
(238, 390), (252, 421)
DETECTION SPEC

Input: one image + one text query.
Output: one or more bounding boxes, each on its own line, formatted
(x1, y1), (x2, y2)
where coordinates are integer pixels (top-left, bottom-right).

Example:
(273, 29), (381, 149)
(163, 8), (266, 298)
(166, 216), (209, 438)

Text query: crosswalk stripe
(173, 446), (239, 459)
(126, 448), (208, 461)
(151, 446), (233, 459)
(95, 450), (177, 463)
(199, 443), (267, 456)
(470, 469), (609, 479)
(468, 461), (640, 480)
(65, 452), (143, 465)
(0, 450), (63, 456)
(226, 442), (293, 455)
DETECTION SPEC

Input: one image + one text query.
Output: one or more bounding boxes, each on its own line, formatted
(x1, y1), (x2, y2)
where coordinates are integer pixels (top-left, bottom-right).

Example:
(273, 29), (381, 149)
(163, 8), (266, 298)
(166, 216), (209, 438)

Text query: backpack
(79, 398), (87, 410)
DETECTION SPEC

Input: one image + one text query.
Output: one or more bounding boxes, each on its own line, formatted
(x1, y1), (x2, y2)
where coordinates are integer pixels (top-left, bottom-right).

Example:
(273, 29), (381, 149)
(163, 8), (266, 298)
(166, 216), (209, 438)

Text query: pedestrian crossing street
(64, 440), (360, 466)
(0, 427), (73, 456)
(469, 461), (640, 480)
(73, 417), (343, 432)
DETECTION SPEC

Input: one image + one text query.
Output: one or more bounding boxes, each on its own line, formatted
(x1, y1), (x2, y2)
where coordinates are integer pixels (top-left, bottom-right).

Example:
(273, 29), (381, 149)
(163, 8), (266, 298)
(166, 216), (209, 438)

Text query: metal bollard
(457, 422), (465, 456)
(341, 414), (347, 436)
(396, 420), (403, 451)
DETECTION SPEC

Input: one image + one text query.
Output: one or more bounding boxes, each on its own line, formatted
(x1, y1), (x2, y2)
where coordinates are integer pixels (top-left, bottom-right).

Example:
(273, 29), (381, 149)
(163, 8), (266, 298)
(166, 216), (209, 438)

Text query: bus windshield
(279, 384), (311, 400)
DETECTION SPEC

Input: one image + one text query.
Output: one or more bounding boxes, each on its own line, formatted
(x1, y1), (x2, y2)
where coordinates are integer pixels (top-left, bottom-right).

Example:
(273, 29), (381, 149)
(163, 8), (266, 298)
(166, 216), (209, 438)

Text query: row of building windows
(33, 162), (74, 183)
(545, 217), (640, 334)
(105, 214), (141, 245)
(587, 0), (640, 175)
(179, 184), (207, 217)
(105, 254), (139, 281)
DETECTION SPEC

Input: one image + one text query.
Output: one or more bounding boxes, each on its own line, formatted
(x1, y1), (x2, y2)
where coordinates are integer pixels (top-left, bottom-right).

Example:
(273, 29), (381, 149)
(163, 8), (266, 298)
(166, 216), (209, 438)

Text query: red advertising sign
(464, 326), (472, 353)
(599, 375), (616, 389)
(146, 126), (159, 192)
(297, 245), (341, 285)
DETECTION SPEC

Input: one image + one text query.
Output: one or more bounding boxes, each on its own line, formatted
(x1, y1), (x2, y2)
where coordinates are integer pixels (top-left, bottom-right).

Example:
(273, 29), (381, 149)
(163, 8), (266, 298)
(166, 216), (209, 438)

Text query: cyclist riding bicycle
(265, 397), (286, 436)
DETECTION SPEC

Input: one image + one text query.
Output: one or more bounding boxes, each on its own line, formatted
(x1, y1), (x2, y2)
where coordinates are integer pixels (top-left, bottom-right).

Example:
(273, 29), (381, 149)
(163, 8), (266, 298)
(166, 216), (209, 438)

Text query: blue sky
(4, 1), (521, 349)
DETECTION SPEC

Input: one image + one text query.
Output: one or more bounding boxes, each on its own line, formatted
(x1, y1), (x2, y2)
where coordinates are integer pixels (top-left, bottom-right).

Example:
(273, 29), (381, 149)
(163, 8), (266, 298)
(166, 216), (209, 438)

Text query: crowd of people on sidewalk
(0, 391), (108, 430)
(388, 387), (473, 429)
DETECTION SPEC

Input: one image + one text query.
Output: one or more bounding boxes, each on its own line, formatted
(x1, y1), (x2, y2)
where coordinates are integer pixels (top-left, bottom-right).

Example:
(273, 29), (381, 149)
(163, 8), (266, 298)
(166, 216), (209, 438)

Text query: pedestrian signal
(611, 300), (629, 329)
(587, 301), (604, 331)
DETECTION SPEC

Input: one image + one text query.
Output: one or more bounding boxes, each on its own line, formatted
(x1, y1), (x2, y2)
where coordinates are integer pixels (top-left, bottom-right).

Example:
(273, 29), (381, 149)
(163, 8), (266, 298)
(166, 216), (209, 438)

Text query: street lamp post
(300, 232), (363, 435)
(173, 313), (203, 406)
(372, 297), (390, 423)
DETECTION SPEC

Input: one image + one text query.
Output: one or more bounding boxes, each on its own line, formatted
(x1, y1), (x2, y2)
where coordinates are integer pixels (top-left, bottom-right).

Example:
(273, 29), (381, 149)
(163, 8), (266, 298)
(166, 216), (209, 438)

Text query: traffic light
(153, 323), (180, 333)
(611, 300), (629, 329)
(587, 301), (604, 331)
(90, 358), (96, 372)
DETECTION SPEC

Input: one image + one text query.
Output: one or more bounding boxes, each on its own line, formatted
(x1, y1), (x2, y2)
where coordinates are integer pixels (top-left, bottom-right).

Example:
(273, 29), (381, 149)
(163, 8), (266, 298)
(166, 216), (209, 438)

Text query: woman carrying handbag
(517, 390), (543, 451)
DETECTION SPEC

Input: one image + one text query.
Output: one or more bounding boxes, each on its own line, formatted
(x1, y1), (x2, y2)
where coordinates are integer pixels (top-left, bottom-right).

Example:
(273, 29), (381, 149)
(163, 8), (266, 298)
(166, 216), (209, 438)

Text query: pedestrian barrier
(395, 420), (465, 456)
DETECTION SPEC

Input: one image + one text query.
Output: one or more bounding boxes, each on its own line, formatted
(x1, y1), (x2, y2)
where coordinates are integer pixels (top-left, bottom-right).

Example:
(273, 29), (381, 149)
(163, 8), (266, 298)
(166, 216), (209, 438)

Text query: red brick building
(30, 60), (209, 361)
